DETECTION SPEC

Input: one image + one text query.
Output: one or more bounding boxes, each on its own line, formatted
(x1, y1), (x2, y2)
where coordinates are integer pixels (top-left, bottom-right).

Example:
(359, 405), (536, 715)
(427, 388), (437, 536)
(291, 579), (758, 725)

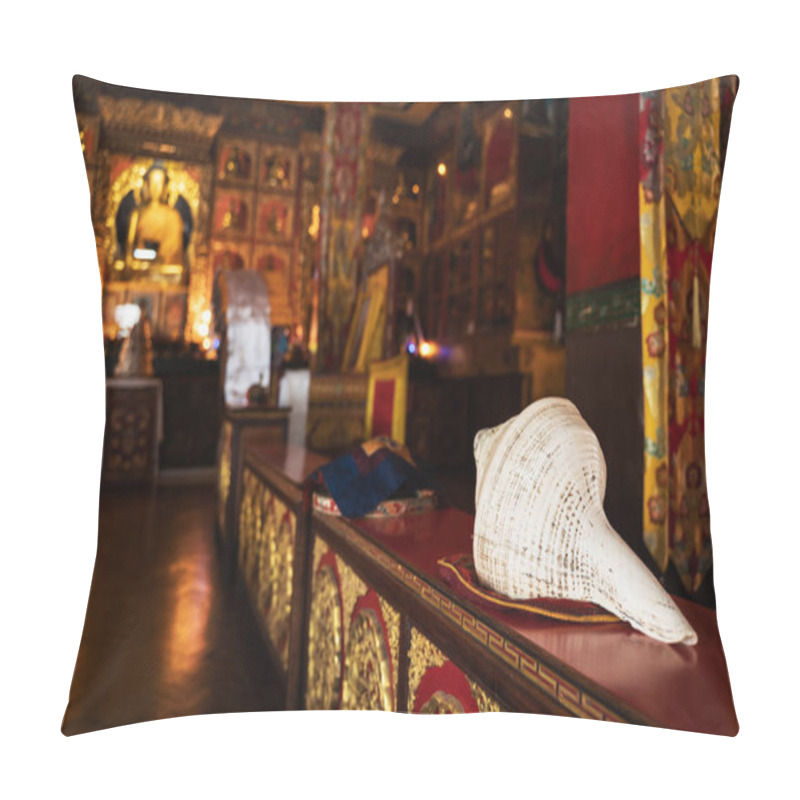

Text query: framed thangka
(256, 195), (294, 241)
(258, 146), (296, 192)
(216, 138), (257, 186)
(212, 189), (254, 238)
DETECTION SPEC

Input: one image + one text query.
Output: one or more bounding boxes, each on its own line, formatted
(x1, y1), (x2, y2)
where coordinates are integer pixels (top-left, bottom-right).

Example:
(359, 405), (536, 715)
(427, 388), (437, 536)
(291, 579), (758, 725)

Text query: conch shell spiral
(473, 398), (697, 645)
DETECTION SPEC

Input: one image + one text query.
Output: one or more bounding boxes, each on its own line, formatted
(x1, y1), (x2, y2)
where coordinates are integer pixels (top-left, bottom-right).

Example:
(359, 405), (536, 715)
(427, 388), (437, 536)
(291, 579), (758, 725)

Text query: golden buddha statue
(126, 164), (186, 278)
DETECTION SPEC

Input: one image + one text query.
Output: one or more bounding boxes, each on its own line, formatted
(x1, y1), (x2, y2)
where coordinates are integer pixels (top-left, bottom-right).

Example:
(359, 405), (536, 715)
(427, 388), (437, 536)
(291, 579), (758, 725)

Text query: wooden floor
(62, 481), (284, 736)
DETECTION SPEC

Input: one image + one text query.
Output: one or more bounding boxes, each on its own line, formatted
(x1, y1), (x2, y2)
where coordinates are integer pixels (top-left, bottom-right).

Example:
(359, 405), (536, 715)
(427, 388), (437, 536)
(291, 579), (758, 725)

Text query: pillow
(64, 74), (738, 736)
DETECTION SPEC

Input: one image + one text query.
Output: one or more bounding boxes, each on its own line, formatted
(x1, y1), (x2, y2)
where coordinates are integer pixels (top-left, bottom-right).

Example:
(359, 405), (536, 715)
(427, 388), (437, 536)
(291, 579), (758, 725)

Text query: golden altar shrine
(227, 440), (737, 733)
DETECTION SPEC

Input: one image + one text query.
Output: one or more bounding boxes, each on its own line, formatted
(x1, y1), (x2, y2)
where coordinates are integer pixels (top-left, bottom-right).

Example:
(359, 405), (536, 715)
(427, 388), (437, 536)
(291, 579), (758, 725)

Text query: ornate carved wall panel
(306, 536), (399, 711)
(407, 626), (501, 713)
(305, 537), (344, 710)
(218, 421), (232, 532)
(237, 467), (296, 670)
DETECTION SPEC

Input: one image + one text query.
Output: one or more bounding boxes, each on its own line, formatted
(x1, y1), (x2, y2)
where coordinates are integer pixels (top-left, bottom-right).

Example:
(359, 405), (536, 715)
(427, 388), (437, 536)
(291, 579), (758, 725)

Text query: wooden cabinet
(157, 361), (220, 469)
(406, 372), (525, 469)
(102, 378), (162, 484)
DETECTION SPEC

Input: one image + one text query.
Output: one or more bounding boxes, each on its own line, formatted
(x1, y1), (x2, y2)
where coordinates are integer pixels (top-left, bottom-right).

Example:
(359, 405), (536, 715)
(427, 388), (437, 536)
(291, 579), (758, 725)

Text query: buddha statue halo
(473, 397), (697, 645)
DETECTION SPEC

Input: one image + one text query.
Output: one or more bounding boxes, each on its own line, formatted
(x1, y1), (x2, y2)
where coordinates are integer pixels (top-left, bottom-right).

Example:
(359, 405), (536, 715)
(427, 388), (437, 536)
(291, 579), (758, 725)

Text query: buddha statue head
(141, 162), (170, 205)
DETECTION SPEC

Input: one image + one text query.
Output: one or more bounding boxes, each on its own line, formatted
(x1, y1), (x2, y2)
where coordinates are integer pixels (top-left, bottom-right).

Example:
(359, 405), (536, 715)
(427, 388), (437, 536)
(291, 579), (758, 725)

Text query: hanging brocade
(639, 78), (727, 594)
(639, 89), (670, 574)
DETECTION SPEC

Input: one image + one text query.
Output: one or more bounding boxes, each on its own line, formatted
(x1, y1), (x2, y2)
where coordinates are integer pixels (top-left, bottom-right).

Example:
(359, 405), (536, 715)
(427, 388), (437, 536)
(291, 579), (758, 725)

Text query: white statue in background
(212, 268), (271, 408)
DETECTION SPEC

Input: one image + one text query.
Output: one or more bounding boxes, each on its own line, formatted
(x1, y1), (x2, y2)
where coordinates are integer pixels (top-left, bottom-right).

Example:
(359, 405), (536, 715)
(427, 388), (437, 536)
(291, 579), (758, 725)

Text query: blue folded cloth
(306, 440), (434, 518)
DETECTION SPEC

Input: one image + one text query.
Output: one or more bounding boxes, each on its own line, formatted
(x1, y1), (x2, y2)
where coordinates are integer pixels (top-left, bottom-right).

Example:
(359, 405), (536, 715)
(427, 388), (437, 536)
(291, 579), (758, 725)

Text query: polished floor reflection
(62, 482), (283, 735)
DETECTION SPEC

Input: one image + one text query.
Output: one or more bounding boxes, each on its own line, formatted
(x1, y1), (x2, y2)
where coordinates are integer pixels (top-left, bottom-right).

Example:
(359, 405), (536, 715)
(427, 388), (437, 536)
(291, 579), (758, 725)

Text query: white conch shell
(473, 398), (697, 645)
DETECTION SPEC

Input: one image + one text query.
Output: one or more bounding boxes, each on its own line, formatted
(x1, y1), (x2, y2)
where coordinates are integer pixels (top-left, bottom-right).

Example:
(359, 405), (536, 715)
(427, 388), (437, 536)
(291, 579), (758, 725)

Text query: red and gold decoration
(364, 352), (409, 442)
(640, 78), (732, 593)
